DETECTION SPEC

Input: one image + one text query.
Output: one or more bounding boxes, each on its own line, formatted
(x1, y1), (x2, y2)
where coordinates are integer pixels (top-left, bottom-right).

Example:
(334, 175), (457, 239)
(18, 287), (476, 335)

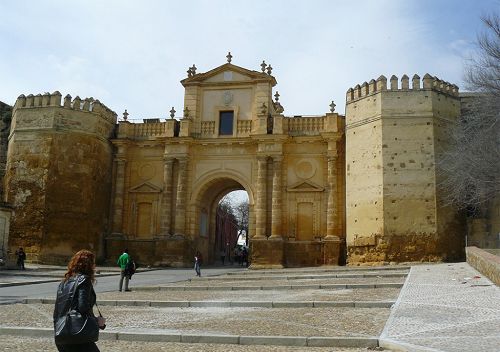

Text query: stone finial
(329, 101), (336, 113)
(260, 103), (267, 114)
(261, 60), (267, 73)
(183, 106), (189, 118)
(226, 51), (233, 63)
(170, 107), (176, 119)
(266, 65), (273, 75)
(123, 109), (129, 121)
(274, 91), (280, 102)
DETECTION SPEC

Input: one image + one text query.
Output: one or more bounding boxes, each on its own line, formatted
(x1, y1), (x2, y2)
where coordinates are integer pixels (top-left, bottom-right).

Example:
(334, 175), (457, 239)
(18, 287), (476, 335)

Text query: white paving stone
(380, 262), (500, 352)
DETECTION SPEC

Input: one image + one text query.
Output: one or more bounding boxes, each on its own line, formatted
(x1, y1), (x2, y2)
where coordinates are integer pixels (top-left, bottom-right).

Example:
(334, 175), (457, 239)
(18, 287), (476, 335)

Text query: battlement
(14, 92), (116, 124)
(346, 74), (459, 102)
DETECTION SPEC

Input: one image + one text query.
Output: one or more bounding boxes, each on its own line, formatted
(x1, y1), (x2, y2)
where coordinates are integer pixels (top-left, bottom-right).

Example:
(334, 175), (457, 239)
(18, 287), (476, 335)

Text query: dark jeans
(56, 342), (100, 352)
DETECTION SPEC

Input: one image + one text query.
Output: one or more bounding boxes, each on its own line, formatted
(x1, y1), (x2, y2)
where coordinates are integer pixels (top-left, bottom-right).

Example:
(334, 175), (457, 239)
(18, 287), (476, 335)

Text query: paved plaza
(0, 262), (498, 351)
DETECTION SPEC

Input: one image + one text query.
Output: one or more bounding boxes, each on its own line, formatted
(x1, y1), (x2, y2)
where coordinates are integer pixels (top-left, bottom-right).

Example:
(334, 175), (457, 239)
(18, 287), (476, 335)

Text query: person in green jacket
(117, 249), (130, 292)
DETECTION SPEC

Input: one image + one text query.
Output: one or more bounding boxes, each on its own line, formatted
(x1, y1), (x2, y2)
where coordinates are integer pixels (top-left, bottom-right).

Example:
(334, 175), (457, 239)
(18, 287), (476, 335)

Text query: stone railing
(201, 121), (215, 137)
(286, 116), (325, 136)
(132, 122), (169, 138)
(237, 120), (252, 135)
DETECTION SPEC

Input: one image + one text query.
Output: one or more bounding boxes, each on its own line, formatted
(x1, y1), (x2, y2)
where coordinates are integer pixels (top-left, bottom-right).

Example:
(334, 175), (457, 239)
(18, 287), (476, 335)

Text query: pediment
(181, 63), (276, 86)
(287, 180), (324, 192)
(129, 181), (162, 193)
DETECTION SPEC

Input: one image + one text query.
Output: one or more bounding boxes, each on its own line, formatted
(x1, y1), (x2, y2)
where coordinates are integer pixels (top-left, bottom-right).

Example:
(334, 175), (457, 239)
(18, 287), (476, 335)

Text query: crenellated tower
(345, 74), (465, 264)
(4, 92), (116, 263)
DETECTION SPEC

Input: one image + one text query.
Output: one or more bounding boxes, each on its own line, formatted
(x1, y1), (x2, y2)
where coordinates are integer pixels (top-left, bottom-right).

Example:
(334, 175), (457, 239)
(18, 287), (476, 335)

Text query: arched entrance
(189, 173), (254, 265)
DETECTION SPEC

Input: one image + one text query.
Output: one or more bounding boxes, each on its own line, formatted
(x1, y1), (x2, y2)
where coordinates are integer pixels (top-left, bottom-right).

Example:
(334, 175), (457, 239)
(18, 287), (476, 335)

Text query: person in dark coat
(15, 247), (26, 270)
(53, 250), (105, 352)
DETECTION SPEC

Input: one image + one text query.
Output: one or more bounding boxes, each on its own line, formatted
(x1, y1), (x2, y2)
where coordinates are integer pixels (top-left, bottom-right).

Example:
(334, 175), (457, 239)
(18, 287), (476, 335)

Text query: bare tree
(234, 200), (249, 244)
(439, 14), (500, 212)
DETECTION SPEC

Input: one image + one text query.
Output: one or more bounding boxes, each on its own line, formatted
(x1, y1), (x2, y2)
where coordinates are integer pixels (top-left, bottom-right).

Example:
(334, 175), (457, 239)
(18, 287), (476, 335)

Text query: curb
(134, 282), (404, 291)
(22, 298), (395, 309)
(0, 272), (125, 288)
(0, 326), (379, 348)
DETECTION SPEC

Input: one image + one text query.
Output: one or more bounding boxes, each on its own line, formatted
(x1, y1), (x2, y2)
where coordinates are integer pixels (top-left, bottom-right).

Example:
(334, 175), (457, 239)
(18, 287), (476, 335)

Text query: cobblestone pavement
(380, 263), (500, 352)
(98, 287), (401, 302)
(0, 303), (390, 337)
(1, 335), (377, 352)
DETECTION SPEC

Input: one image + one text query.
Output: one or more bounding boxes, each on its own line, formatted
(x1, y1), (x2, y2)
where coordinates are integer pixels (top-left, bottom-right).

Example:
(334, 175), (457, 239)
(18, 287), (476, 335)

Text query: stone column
(174, 157), (188, 236)
(324, 153), (340, 265)
(325, 154), (338, 239)
(270, 156), (283, 239)
(112, 157), (126, 233)
(254, 156), (267, 239)
(160, 157), (174, 235)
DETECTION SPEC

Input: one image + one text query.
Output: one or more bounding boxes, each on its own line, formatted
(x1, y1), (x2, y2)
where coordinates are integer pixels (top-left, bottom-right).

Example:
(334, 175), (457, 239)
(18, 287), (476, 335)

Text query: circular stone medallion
(138, 163), (155, 180)
(294, 159), (316, 179)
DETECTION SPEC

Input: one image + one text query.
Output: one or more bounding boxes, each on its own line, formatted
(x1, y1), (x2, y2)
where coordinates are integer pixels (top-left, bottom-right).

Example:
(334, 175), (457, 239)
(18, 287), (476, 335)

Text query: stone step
(0, 327), (379, 348)
(196, 272), (408, 281)
(135, 282), (404, 291)
(23, 298), (395, 308)
(225, 266), (411, 276)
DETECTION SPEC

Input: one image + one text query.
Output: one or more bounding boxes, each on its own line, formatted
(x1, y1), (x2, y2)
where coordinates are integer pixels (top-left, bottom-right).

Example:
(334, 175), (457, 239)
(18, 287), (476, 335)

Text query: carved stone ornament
(223, 91), (233, 106)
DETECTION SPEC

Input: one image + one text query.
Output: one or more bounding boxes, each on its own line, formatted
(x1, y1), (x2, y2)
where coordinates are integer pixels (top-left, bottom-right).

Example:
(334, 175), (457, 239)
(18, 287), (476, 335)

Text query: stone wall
(346, 74), (465, 264)
(466, 246), (500, 285)
(5, 93), (116, 264)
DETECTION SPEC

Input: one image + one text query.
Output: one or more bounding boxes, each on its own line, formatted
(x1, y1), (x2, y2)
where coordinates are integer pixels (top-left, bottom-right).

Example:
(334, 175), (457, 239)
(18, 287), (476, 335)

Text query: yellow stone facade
(3, 59), (473, 267)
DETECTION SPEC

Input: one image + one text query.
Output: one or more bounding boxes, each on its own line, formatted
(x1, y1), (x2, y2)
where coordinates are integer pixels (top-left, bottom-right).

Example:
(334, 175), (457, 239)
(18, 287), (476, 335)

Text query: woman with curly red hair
(53, 250), (105, 351)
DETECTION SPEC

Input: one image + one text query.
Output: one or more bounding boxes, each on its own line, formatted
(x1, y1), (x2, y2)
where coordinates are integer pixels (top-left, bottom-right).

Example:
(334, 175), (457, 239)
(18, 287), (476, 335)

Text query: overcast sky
(0, 0), (499, 119)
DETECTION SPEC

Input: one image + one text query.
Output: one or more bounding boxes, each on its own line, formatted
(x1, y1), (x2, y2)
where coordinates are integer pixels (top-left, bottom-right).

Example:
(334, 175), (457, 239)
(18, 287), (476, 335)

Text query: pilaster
(325, 153), (339, 240)
(254, 156), (268, 239)
(160, 157), (174, 236)
(174, 157), (188, 236)
(270, 156), (283, 239)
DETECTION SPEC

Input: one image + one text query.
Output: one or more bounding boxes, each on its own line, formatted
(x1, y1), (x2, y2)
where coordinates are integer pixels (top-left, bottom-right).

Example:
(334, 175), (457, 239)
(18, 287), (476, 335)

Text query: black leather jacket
(53, 274), (96, 323)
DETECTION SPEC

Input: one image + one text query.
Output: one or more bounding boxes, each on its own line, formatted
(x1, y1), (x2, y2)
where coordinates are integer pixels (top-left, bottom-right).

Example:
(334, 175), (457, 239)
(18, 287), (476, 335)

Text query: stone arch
(187, 170), (255, 264)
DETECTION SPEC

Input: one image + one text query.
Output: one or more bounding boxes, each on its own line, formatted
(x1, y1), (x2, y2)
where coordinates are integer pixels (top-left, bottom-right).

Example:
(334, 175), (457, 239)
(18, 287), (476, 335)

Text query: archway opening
(192, 176), (252, 266)
(215, 190), (249, 266)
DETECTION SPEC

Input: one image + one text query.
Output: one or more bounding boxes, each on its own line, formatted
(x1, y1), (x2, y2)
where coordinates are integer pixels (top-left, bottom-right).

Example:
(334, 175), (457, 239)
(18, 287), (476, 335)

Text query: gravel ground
(0, 304), (390, 337)
(98, 287), (401, 302)
(163, 277), (405, 287)
(0, 335), (390, 352)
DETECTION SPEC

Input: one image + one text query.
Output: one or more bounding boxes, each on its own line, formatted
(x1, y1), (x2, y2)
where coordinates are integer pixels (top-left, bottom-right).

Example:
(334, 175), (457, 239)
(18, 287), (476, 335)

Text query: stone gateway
(2, 57), (467, 267)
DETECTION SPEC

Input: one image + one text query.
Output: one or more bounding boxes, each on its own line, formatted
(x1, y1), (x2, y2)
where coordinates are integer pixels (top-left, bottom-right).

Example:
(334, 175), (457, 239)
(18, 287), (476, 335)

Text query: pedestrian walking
(53, 249), (106, 352)
(15, 247), (26, 270)
(194, 251), (202, 277)
(220, 248), (226, 265)
(117, 249), (131, 292)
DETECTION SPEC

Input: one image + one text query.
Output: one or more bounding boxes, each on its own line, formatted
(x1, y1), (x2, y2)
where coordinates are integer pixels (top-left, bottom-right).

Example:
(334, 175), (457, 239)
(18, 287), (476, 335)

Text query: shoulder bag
(54, 277), (99, 345)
